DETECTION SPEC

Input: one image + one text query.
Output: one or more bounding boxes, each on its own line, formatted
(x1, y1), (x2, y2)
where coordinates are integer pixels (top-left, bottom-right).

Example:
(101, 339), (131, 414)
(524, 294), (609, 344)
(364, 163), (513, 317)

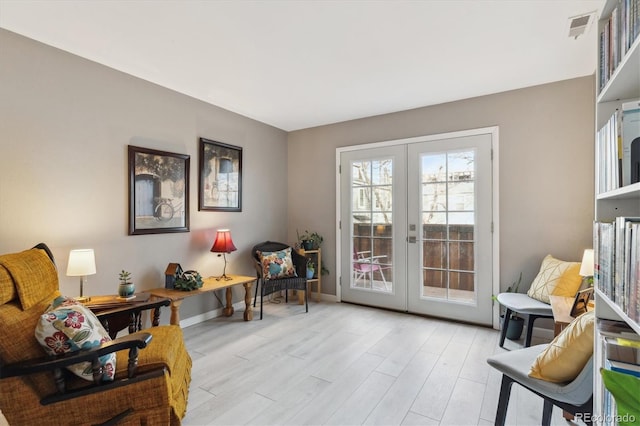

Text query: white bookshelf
(593, 0), (640, 423)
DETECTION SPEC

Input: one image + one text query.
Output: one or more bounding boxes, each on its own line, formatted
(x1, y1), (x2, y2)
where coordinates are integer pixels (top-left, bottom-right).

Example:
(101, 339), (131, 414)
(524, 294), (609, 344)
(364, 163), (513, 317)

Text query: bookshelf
(593, 0), (640, 423)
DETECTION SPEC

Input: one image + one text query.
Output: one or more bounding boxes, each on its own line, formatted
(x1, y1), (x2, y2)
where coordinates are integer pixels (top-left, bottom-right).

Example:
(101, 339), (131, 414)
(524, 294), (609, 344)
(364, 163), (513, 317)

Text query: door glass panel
(420, 149), (476, 303)
(351, 158), (393, 293)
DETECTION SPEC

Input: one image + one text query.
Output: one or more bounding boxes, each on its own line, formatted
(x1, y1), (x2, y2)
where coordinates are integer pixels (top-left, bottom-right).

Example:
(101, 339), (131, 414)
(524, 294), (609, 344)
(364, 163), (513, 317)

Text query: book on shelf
(606, 337), (640, 364)
(609, 359), (640, 377)
(621, 100), (640, 186)
(597, 110), (621, 193)
(594, 221), (615, 298)
(630, 221), (640, 323)
(598, 318), (640, 341)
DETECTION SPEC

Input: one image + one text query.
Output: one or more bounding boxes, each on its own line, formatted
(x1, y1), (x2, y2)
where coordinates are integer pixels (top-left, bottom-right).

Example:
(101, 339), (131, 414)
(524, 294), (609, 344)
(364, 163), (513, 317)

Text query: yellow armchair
(0, 244), (191, 425)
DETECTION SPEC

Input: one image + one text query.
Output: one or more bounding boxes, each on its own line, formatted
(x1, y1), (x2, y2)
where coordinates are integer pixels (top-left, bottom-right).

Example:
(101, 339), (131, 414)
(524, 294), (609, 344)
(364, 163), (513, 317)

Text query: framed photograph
(570, 287), (594, 317)
(199, 138), (242, 211)
(128, 145), (190, 235)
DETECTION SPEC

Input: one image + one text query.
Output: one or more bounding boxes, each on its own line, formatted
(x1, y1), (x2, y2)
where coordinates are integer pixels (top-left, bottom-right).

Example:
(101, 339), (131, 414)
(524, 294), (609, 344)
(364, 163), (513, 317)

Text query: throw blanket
(0, 248), (57, 310)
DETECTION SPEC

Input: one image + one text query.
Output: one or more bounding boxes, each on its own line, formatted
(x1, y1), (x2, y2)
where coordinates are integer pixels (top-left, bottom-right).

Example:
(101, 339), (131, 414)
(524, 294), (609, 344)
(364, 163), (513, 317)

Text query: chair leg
(541, 399), (553, 426)
(253, 278), (259, 307)
(260, 291), (264, 320)
(305, 287), (308, 313)
(524, 314), (537, 348)
(495, 375), (514, 426)
(499, 309), (512, 349)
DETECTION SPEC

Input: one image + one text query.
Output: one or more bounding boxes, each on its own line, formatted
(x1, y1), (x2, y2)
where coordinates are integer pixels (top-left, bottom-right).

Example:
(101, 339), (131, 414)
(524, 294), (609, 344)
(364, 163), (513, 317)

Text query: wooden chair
(0, 243), (191, 425)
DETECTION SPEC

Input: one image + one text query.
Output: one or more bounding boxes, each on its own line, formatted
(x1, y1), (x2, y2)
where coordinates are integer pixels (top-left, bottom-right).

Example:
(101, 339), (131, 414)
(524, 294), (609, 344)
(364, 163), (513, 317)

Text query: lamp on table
(66, 249), (96, 303)
(579, 249), (594, 287)
(210, 229), (237, 281)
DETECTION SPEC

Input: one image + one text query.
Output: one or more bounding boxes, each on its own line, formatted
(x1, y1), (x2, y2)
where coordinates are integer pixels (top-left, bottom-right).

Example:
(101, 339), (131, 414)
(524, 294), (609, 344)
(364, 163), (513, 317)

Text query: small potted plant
(118, 270), (135, 298)
(306, 260), (315, 279)
(493, 272), (524, 340)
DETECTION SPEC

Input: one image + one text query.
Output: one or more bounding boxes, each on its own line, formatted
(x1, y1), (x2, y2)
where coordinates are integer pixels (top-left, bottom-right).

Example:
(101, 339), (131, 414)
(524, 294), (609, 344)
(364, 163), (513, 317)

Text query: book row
(594, 217), (640, 322)
(599, 0), (640, 91)
(596, 100), (640, 193)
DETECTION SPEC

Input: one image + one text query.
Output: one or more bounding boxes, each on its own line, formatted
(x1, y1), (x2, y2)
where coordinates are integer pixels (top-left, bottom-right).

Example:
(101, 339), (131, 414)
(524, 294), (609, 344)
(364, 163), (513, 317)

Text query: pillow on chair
(527, 255), (582, 304)
(528, 310), (594, 383)
(258, 247), (297, 280)
(35, 296), (116, 381)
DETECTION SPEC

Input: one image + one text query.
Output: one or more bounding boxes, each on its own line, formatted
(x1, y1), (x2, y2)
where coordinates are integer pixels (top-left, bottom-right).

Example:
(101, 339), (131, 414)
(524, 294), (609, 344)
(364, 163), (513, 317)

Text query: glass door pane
(421, 149), (476, 303)
(351, 159), (393, 292)
(407, 132), (493, 325)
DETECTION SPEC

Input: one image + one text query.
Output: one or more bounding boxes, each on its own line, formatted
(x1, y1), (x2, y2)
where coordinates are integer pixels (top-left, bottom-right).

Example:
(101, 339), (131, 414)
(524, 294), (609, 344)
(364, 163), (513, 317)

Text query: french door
(339, 129), (495, 325)
(339, 145), (408, 311)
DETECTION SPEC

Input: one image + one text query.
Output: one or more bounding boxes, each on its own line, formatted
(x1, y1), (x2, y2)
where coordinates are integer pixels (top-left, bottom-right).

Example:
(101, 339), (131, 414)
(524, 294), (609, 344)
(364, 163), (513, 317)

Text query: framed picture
(199, 138), (242, 211)
(128, 145), (190, 235)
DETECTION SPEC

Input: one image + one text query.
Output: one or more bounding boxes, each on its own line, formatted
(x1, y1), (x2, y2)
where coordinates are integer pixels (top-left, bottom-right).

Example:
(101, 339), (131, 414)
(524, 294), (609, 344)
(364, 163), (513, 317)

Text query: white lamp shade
(66, 249), (96, 276)
(579, 249), (594, 277)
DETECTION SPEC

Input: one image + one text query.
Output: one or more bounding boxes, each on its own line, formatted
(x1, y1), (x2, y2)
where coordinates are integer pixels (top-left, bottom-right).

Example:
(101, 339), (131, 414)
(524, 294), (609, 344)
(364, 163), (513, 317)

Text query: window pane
(449, 240), (474, 272)
(352, 161), (370, 186)
(423, 240), (446, 269)
(422, 183), (447, 211)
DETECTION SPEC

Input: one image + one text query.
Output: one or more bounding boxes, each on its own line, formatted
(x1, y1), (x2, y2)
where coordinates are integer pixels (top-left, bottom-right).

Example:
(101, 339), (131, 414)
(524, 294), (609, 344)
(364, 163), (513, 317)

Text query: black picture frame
(199, 138), (242, 212)
(570, 287), (594, 317)
(128, 145), (190, 235)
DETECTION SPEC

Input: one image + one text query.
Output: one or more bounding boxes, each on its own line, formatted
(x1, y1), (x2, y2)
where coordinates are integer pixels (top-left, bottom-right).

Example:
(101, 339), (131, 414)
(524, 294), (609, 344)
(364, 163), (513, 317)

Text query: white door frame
(335, 126), (500, 329)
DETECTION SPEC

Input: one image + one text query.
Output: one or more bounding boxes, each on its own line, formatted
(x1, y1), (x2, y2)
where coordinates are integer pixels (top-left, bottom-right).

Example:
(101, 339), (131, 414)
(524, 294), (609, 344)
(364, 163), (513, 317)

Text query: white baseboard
(178, 293), (337, 327)
(178, 300), (247, 328)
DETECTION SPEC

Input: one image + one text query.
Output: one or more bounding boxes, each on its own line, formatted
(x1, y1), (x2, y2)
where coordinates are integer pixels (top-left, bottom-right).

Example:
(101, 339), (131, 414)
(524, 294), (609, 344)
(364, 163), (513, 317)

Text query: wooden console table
(147, 274), (256, 325)
(549, 295), (595, 335)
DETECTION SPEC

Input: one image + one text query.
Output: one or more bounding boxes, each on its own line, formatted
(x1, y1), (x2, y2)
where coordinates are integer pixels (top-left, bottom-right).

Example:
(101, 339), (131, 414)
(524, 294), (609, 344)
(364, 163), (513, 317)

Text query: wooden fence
(353, 223), (475, 291)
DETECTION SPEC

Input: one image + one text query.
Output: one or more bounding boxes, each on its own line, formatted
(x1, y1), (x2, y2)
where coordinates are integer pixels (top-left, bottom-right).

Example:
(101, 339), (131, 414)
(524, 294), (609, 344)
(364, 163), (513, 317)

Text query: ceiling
(0, 0), (604, 131)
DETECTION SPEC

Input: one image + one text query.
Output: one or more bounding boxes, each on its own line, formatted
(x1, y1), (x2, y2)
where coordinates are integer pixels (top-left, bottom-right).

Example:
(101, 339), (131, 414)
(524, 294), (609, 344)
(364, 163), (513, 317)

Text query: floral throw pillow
(258, 247), (297, 280)
(35, 296), (115, 381)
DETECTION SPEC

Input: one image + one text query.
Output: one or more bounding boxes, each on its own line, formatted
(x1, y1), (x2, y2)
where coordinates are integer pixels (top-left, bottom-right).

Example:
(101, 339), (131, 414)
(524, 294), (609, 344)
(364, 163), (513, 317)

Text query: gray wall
(287, 76), (595, 297)
(1, 27), (596, 323)
(0, 29), (289, 323)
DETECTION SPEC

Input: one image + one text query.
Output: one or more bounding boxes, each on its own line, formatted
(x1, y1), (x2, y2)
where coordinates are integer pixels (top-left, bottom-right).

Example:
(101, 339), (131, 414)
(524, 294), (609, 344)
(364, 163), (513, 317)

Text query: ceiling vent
(568, 12), (595, 39)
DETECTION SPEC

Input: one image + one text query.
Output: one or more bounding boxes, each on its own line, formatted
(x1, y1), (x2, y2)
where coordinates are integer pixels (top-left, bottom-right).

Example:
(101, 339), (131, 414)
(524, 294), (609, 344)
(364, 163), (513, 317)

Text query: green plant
(174, 270), (203, 291)
(119, 270), (132, 284)
(321, 261), (329, 276)
(297, 229), (323, 249)
(492, 272), (523, 319)
(307, 260), (315, 271)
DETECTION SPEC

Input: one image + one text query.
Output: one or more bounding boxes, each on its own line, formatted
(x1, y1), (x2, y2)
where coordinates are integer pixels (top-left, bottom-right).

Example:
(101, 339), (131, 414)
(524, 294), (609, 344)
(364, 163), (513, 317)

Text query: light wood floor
(182, 299), (584, 426)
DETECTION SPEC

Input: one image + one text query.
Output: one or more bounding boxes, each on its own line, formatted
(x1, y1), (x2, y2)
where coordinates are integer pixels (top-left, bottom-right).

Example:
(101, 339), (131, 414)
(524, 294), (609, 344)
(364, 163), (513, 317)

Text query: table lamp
(579, 249), (594, 287)
(66, 249), (96, 302)
(210, 229), (237, 281)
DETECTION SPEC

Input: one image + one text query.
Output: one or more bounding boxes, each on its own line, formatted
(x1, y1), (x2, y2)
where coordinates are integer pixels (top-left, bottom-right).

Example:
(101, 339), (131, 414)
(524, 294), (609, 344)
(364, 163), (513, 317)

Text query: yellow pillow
(528, 310), (594, 383)
(527, 255), (582, 304)
(551, 263), (583, 298)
